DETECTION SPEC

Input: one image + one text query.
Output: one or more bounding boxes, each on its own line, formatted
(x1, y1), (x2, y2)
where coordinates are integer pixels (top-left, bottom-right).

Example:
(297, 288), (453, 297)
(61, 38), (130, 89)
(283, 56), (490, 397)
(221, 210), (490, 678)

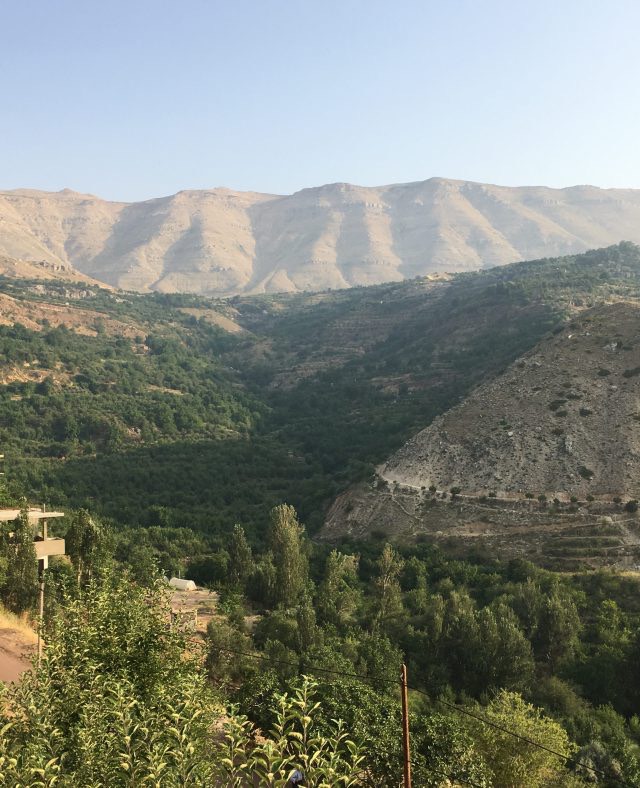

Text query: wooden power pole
(401, 663), (412, 788)
(37, 504), (47, 667)
(37, 575), (44, 666)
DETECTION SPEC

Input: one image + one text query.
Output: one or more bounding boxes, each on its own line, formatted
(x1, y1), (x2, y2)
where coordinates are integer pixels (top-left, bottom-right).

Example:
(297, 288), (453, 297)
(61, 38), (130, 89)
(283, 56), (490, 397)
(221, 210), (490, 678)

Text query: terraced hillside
(322, 299), (640, 568)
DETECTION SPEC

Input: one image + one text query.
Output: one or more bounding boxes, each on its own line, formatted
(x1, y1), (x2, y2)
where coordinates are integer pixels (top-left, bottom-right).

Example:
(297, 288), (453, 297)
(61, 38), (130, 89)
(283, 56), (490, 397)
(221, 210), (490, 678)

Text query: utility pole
(37, 573), (44, 666)
(401, 662), (412, 788)
(37, 503), (46, 667)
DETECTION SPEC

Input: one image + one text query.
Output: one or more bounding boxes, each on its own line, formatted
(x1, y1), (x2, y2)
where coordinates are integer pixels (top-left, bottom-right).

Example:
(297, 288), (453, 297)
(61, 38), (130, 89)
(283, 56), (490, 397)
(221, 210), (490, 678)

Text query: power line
(212, 645), (485, 787)
(412, 688), (629, 786)
(211, 643), (398, 684)
(209, 645), (627, 785)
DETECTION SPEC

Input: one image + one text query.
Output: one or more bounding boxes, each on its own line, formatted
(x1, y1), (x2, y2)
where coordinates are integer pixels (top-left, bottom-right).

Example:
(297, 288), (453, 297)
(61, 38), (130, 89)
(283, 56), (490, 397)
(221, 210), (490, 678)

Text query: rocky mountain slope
(0, 254), (110, 288)
(381, 302), (640, 500)
(3, 180), (640, 295)
(321, 297), (640, 567)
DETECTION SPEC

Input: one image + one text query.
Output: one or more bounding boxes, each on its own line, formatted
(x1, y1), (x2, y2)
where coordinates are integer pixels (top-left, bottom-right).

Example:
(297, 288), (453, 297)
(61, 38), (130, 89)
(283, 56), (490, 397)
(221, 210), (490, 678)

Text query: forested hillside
(1, 242), (640, 552)
(3, 243), (640, 784)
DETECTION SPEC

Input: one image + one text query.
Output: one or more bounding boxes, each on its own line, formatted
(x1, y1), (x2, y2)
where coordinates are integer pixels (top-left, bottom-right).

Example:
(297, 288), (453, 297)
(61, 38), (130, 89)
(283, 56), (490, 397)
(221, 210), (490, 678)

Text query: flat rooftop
(0, 508), (65, 522)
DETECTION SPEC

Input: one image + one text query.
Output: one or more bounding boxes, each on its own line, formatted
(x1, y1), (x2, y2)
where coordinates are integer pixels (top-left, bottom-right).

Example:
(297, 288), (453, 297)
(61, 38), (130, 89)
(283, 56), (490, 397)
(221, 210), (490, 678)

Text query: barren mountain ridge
(3, 179), (640, 295)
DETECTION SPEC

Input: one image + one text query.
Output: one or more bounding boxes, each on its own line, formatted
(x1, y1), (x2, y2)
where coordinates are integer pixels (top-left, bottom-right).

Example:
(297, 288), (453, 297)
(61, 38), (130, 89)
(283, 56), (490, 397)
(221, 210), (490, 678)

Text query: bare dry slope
(382, 302), (640, 500)
(0, 254), (110, 288)
(320, 302), (640, 567)
(2, 180), (640, 295)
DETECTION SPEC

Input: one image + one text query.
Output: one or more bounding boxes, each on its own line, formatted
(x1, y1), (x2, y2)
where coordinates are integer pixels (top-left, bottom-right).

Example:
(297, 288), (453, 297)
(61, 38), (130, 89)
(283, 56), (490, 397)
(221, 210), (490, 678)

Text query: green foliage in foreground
(0, 572), (365, 787)
(0, 563), (595, 788)
(4, 499), (640, 785)
(198, 512), (640, 786)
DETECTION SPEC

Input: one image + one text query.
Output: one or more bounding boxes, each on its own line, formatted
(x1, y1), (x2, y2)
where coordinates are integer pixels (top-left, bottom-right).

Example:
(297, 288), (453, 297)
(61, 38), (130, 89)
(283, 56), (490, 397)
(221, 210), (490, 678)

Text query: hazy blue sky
(2, 0), (639, 200)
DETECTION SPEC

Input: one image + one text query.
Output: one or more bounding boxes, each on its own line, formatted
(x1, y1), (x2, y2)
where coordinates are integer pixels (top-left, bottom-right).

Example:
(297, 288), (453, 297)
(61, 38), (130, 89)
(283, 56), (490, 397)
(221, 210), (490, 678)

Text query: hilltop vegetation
(1, 242), (640, 550)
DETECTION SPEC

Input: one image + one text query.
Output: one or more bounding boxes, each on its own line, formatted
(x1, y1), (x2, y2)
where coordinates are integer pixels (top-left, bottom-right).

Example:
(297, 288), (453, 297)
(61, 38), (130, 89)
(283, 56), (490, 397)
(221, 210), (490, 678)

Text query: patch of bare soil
(0, 255), (110, 288)
(0, 616), (37, 683)
(178, 307), (246, 334)
(170, 588), (218, 636)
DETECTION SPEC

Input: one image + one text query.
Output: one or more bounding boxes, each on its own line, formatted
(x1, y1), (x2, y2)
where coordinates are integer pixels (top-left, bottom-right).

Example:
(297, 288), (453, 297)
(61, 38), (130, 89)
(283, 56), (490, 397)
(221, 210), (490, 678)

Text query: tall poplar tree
(66, 509), (106, 586)
(268, 504), (308, 608)
(317, 550), (360, 627)
(372, 543), (404, 630)
(227, 524), (254, 590)
(3, 505), (38, 614)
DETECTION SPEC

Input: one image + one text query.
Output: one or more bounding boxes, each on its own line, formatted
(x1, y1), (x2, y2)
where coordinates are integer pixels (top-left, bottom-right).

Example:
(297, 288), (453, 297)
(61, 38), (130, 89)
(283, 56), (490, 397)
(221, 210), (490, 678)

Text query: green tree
(216, 677), (364, 786)
(1, 505), (38, 614)
(402, 556), (429, 615)
(534, 589), (582, 670)
(570, 599), (631, 711)
(206, 616), (254, 684)
(509, 578), (545, 639)
(316, 550), (360, 627)
(65, 508), (107, 585)
(441, 589), (482, 692)
(268, 504), (309, 608)
(248, 553), (277, 605)
(470, 691), (581, 787)
(412, 711), (491, 788)
(475, 602), (535, 692)
(372, 543), (404, 630)
(358, 632), (403, 689)
(0, 570), (215, 784)
(299, 676), (402, 787)
(296, 594), (319, 651)
(227, 523), (254, 590)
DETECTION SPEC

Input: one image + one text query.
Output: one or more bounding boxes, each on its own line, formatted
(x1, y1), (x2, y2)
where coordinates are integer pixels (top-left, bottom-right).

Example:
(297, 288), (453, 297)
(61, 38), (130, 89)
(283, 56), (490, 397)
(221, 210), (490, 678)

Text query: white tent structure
(168, 577), (197, 592)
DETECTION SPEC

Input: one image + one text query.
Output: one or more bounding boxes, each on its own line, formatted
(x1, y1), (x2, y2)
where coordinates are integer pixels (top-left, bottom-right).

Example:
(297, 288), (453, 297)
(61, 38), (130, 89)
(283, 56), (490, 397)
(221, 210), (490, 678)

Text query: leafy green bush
(0, 571), (364, 786)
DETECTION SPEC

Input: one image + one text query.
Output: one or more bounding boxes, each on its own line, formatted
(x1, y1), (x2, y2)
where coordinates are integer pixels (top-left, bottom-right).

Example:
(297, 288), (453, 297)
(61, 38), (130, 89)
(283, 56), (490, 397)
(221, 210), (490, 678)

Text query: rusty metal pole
(401, 663), (412, 788)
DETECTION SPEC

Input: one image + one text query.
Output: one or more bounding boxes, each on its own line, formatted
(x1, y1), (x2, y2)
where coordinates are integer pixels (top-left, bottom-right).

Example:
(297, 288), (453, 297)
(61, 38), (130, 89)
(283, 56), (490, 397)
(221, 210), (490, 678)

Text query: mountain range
(3, 179), (640, 295)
